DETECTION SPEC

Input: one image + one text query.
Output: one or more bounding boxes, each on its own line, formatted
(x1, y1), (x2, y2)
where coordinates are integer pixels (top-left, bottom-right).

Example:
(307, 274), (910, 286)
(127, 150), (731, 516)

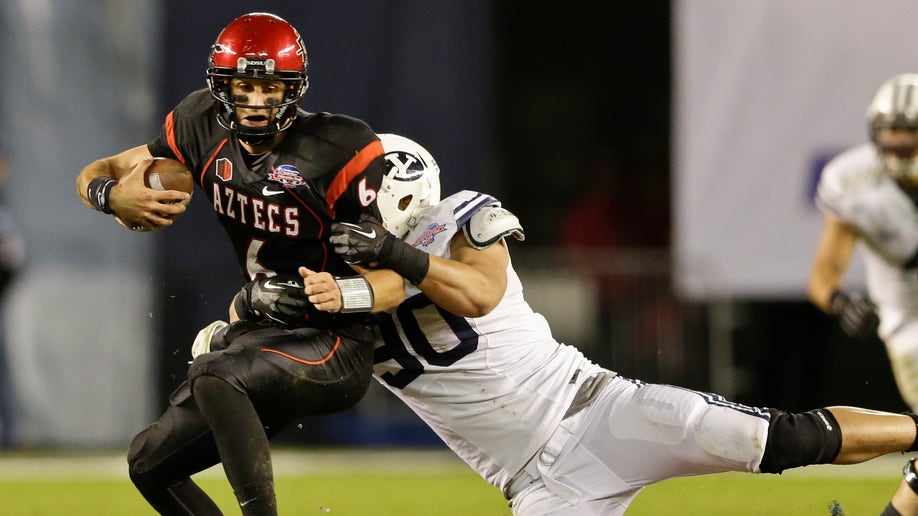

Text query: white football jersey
(372, 190), (603, 489)
(816, 143), (918, 335)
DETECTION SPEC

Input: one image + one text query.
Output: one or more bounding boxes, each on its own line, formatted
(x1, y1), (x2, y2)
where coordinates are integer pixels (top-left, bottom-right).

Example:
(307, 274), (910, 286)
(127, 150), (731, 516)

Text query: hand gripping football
(145, 157), (194, 204)
(115, 157), (194, 231)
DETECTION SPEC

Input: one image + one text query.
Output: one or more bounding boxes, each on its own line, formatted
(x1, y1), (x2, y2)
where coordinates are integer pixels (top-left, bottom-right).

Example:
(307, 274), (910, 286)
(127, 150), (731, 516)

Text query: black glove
(829, 290), (879, 340)
(329, 215), (430, 284)
(235, 274), (313, 327)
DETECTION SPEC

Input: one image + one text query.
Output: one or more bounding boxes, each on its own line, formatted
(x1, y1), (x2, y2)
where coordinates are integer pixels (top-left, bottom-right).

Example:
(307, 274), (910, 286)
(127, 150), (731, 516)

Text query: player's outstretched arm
(301, 266), (406, 313)
(807, 215), (879, 339)
(419, 234), (508, 318)
(330, 216), (509, 318)
(76, 144), (189, 229)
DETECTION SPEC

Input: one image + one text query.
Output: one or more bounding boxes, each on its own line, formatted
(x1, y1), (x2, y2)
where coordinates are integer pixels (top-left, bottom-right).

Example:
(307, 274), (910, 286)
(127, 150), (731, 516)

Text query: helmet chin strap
(234, 115), (295, 147)
(238, 133), (276, 147)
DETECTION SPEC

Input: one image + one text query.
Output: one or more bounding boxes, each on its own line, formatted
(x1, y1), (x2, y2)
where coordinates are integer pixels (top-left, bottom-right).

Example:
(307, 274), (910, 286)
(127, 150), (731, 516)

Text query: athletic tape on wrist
(87, 176), (118, 214)
(336, 276), (374, 313)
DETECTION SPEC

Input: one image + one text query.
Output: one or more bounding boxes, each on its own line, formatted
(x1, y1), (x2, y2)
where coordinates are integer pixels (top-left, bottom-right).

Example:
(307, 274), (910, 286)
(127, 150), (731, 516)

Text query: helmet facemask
(877, 134), (918, 181)
(376, 134), (442, 239)
(868, 73), (918, 181)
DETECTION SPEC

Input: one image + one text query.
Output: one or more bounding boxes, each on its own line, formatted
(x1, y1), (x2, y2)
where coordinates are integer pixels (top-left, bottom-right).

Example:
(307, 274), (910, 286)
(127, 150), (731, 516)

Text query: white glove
(191, 320), (229, 358)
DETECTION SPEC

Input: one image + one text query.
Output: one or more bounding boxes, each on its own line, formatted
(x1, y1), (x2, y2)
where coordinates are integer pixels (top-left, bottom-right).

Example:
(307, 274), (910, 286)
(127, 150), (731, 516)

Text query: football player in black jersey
(75, 12), (395, 516)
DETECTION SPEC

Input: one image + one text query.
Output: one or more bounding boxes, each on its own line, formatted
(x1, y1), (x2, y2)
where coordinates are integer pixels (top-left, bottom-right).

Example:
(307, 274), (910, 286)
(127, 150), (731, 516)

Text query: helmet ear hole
(398, 195), (414, 211)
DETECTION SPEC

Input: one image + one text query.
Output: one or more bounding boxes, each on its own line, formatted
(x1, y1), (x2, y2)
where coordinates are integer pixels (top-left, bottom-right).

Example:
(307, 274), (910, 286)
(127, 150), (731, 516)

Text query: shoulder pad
(462, 206), (525, 250)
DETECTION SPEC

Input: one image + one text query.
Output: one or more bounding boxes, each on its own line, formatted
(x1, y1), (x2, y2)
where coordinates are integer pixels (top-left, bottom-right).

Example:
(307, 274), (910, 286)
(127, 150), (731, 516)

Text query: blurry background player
(0, 144), (24, 448)
(75, 12), (386, 516)
(199, 133), (918, 516)
(809, 73), (918, 414)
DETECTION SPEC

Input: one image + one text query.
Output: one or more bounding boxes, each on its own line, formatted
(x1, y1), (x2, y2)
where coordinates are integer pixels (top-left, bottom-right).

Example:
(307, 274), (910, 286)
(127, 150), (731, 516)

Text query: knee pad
(186, 350), (241, 389)
(759, 408), (842, 474)
(694, 402), (770, 467)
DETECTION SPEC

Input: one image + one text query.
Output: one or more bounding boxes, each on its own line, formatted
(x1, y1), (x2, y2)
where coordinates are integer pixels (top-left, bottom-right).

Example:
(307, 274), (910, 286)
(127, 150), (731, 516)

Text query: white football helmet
(867, 73), (918, 179)
(376, 133), (441, 238)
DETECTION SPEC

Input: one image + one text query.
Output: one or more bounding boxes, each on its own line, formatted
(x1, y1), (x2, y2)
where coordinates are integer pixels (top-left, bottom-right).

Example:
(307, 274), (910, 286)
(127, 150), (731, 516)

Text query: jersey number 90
(375, 293), (478, 388)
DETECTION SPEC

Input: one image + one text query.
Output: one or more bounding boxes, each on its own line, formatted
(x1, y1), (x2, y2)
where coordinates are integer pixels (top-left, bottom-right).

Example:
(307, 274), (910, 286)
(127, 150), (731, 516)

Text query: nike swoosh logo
(263, 280), (284, 290)
(262, 186), (284, 196)
(264, 279), (303, 290)
(240, 498), (257, 507)
(352, 227), (376, 239)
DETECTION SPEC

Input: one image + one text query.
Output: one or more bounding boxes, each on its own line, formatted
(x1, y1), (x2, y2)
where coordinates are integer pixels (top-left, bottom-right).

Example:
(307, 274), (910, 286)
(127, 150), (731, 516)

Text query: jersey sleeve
(326, 139), (384, 223)
(816, 145), (918, 265)
(147, 88), (221, 168)
(310, 115), (385, 223)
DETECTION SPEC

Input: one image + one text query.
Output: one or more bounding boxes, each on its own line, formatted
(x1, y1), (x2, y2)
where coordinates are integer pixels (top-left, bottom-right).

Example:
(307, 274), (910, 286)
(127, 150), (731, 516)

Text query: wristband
(336, 276), (374, 313)
(87, 176), (118, 214)
(381, 238), (430, 285)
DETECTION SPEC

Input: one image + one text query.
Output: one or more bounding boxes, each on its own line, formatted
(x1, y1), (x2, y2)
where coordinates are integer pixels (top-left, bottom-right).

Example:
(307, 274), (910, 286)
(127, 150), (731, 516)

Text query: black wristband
(380, 237), (430, 285)
(87, 176), (118, 214)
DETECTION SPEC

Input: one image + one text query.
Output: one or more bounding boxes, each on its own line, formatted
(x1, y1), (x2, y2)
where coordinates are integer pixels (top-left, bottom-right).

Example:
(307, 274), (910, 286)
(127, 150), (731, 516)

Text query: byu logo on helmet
(385, 150), (427, 182)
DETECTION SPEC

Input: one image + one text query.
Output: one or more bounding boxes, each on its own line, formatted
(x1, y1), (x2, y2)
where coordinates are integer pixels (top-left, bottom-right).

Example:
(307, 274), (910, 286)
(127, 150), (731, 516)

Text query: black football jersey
(148, 88), (384, 280)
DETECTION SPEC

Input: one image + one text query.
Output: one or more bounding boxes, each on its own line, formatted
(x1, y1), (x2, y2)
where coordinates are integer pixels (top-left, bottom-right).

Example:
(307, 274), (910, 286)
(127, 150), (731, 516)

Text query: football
(145, 157), (194, 204)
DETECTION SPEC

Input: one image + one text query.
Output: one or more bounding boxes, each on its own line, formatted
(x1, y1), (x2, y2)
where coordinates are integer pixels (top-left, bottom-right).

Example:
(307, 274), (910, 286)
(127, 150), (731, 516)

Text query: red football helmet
(206, 12), (309, 144)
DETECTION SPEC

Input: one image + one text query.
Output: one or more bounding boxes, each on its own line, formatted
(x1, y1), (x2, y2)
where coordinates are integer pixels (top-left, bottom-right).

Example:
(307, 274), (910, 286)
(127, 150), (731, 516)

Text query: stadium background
(0, 0), (914, 450)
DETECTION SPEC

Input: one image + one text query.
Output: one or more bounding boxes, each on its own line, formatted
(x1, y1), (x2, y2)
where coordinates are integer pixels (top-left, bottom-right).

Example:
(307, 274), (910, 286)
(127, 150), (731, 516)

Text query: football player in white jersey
(809, 73), (918, 414)
(200, 134), (918, 515)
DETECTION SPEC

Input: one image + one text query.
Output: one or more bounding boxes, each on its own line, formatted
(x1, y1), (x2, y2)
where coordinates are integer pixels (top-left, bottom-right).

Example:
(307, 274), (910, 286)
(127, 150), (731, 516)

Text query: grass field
(0, 448), (906, 515)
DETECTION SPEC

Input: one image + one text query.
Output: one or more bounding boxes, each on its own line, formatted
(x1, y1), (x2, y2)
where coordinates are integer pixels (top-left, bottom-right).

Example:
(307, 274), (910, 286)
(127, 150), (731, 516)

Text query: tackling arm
(302, 240), (506, 318)
(418, 233), (508, 317)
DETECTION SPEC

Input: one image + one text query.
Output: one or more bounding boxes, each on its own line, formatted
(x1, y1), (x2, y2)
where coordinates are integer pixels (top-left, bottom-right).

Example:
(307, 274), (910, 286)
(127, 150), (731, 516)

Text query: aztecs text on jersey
(147, 89), (385, 280)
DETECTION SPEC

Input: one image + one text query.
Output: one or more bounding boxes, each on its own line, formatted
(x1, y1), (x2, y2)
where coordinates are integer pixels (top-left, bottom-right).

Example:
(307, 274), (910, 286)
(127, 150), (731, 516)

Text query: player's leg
(510, 378), (767, 515)
(192, 374), (277, 516)
(756, 406), (916, 473)
(511, 377), (918, 515)
(127, 380), (224, 515)
(825, 407), (916, 464)
(187, 321), (374, 516)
